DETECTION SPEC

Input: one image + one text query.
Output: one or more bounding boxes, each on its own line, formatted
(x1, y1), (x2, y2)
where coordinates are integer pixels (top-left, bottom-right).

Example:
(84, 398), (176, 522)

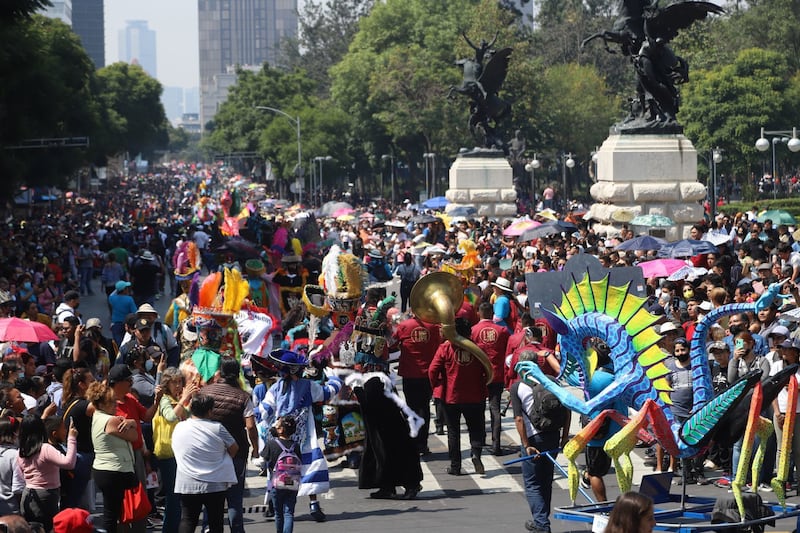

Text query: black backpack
(370, 260), (391, 282)
(528, 381), (567, 432)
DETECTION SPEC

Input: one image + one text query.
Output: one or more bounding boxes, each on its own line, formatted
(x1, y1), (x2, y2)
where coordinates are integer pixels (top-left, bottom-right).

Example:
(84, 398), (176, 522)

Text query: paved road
(77, 280), (800, 532)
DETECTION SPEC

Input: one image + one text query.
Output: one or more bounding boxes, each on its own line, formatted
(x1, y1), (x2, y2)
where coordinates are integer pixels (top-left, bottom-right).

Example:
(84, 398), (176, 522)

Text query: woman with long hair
(60, 367), (96, 509)
(604, 491), (655, 533)
(17, 414), (77, 531)
(0, 416), (23, 515)
(86, 380), (139, 533)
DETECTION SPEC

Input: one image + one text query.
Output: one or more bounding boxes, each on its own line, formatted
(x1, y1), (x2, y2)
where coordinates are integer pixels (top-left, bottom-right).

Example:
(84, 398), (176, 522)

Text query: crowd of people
(0, 162), (798, 533)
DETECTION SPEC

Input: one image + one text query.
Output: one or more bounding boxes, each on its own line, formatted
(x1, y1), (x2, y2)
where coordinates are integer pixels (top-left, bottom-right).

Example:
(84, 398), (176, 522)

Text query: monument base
(445, 151), (517, 220)
(586, 133), (706, 241)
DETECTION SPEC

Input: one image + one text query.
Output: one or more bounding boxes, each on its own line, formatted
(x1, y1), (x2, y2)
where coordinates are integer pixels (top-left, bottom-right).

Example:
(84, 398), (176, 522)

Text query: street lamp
(381, 154), (395, 205)
(710, 148), (722, 219)
(314, 156), (332, 207)
(755, 127), (800, 199)
(423, 153), (436, 201)
(255, 105), (302, 201)
(562, 152), (575, 208)
(524, 154), (540, 209)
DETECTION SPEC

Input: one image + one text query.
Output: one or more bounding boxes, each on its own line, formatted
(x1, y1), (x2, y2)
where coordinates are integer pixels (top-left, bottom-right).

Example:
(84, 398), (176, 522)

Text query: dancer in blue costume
(257, 349), (342, 522)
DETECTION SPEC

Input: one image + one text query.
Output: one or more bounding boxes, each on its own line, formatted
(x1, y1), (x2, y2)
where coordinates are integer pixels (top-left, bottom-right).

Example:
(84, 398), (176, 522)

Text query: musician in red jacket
(429, 318), (489, 476)
(394, 312), (442, 455)
(471, 302), (510, 455)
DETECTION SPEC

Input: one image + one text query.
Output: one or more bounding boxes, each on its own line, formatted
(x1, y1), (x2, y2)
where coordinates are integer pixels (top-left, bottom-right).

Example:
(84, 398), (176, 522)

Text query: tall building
(40, 0), (72, 25)
(162, 87), (185, 124)
(198, 0), (298, 130)
(119, 20), (157, 78)
(184, 87), (200, 115)
(71, 0), (104, 67)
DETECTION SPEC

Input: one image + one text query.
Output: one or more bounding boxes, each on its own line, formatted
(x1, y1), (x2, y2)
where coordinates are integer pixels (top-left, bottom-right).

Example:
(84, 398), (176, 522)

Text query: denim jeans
(270, 488), (298, 533)
(226, 455), (247, 533)
(520, 432), (559, 533)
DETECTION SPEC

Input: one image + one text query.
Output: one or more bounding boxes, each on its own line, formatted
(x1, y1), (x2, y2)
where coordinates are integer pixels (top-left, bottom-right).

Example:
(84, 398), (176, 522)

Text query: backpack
(270, 439), (302, 491)
(528, 381), (567, 432)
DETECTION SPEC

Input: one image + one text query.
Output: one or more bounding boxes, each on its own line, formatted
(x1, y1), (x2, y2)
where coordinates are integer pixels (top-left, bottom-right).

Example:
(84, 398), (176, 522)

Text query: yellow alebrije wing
(556, 292), (577, 321)
(617, 294), (646, 325)
(604, 283), (631, 319)
(590, 277), (609, 314)
(575, 275), (596, 313)
(563, 283), (585, 317)
(625, 308), (661, 337)
(630, 327), (661, 354)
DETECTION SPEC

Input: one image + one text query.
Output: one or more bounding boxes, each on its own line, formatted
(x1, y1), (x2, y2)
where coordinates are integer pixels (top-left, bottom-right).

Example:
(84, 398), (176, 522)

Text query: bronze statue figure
(448, 33), (512, 151)
(582, 0), (723, 132)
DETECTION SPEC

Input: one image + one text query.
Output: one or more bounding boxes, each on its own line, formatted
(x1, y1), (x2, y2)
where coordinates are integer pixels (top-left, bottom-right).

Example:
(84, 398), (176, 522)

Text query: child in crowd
(262, 415), (302, 533)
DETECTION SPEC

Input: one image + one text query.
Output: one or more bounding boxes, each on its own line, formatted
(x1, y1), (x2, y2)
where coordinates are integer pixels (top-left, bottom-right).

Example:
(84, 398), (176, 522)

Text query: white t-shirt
(172, 418), (237, 494)
(777, 367), (800, 414)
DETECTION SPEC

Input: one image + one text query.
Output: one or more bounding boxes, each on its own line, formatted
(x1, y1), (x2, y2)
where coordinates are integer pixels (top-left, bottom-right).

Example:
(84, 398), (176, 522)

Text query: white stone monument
(444, 151), (518, 220)
(585, 133), (706, 240)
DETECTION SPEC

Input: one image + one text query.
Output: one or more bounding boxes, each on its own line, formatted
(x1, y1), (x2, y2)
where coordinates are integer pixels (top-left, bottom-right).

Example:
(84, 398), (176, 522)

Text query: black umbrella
(614, 235), (667, 251)
(519, 221), (573, 241)
(411, 214), (438, 224)
(214, 237), (261, 258)
(657, 239), (719, 258)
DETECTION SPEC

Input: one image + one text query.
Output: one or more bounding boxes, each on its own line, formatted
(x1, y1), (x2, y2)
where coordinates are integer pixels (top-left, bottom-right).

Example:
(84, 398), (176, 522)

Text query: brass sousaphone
(410, 271), (493, 384)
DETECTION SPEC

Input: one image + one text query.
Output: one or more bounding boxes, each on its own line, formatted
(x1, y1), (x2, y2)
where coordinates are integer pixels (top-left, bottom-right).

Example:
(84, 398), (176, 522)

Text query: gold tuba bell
(410, 271), (494, 384)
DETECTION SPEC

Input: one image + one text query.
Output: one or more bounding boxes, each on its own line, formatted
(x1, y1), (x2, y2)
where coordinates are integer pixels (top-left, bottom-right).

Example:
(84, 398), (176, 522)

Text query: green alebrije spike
(659, 392), (673, 404)
(604, 284), (629, 320)
(556, 301), (574, 321)
(618, 295), (646, 325)
(646, 365), (672, 383)
(565, 285), (585, 316)
(576, 276), (596, 313)
(638, 345), (667, 367)
(626, 309), (660, 337)
(653, 378), (672, 394)
(632, 330), (661, 354)
(590, 278), (609, 313)
(681, 380), (749, 446)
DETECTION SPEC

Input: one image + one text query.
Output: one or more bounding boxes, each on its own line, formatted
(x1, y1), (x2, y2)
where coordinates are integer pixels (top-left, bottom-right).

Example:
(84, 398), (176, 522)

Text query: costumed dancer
(303, 246), (368, 468)
(167, 241), (201, 362)
(257, 349), (343, 522)
(273, 244), (309, 318)
(345, 288), (424, 499)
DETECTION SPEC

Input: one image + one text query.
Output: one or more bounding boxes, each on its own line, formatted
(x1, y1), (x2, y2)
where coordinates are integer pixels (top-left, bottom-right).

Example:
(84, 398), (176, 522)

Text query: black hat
(134, 318), (152, 331)
(108, 364), (133, 384)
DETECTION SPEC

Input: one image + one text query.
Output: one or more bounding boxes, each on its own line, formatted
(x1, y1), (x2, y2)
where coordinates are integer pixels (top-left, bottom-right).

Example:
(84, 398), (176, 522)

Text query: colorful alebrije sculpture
(516, 273), (791, 509)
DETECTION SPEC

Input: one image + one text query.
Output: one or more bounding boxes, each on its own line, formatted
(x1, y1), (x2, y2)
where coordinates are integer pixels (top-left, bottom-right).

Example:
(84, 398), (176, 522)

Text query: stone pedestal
(586, 133), (706, 240)
(445, 151), (517, 220)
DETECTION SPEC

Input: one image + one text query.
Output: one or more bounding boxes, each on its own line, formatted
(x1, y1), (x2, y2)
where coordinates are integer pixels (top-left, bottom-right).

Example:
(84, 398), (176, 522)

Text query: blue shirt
(108, 291), (138, 323)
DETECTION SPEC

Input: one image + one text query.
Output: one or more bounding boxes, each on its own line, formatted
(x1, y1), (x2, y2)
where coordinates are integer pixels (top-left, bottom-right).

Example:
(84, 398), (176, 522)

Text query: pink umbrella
(503, 219), (541, 237)
(0, 318), (59, 343)
(332, 207), (355, 218)
(638, 259), (688, 279)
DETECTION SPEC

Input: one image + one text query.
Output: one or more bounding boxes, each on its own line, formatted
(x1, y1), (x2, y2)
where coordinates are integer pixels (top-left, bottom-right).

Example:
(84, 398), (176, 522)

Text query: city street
(78, 281), (800, 533)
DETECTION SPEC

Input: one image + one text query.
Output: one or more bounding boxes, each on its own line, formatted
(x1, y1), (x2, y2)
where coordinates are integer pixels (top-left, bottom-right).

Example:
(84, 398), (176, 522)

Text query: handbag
(152, 400), (178, 459)
(120, 480), (152, 524)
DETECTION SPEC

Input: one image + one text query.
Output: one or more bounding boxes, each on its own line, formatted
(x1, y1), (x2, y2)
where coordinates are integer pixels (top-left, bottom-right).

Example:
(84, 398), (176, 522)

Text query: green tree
(94, 62), (168, 161)
(0, 15), (99, 190)
(680, 48), (798, 183)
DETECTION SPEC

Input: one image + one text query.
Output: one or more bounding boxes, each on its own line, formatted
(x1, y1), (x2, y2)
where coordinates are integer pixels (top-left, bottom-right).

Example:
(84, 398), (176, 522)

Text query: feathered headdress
(174, 241), (201, 280)
(303, 245), (367, 318)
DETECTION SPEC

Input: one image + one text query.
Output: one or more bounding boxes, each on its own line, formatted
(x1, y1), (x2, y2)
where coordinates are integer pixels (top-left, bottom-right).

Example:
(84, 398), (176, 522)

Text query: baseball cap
(708, 341), (729, 352)
(768, 325), (791, 338)
(85, 318), (102, 330)
(698, 301), (713, 312)
(779, 338), (800, 350)
(108, 364), (133, 384)
(658, 322), (679, 334)
(757, 263), (772, 271)
(54, 507), (94, 533)
(115, 280), (131, 292)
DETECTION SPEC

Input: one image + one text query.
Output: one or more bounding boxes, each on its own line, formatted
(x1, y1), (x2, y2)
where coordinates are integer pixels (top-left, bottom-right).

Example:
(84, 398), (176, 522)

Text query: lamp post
(423, 153), (435, 201)
(710, 148), (722, 219)
(381, 154), (395, 205)
(562, 152), (575, 209)
(314, 156), (332, 207)
(524, 154), (540, 209)
(254, 105), (302, 201)
(755, 127), (800, 200)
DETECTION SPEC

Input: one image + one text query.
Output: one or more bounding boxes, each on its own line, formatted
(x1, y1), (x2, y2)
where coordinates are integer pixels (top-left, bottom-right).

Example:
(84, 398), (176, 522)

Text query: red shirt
(429, 341), (488, 404)
(116, 393), (147, 450)
(471, 319), (510, 385)
(456, 299), (478, 327)
(395, 317), (441, 379)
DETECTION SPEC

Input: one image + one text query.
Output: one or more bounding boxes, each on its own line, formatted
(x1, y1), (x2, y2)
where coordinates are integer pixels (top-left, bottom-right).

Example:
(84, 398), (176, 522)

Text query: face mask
(145, 359), (154, 372)
(683, 290), (694, 299)
(23, 282), (31, 290)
